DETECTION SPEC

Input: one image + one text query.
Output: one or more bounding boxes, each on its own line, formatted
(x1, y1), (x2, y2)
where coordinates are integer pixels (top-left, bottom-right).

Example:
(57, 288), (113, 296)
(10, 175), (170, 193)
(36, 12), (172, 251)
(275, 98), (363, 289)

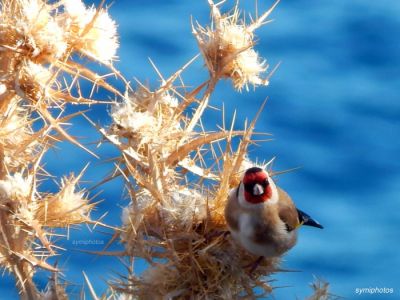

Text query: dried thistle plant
(1, 0), (330, 298)
(93, 1), (291, 299)
(107, 86), (276, 299)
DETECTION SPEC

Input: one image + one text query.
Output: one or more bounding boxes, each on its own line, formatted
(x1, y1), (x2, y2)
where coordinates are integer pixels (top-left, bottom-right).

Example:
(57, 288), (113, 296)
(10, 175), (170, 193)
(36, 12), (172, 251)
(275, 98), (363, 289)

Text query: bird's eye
(243, 183), (254, 194)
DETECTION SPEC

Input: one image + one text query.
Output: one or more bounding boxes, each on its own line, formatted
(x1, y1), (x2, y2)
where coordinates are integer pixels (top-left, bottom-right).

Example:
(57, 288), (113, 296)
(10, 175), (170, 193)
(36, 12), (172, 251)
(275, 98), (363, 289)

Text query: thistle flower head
(121, 191), (153, 231)
(111, 87), (183, 155)
(121, 184), (207, 256)
(36, 174), (93, 227)
(113, 86), (180, 116)
(121, 191), (154, 255)
(112, 105), (155, 136)
(0, 172), (32, 204)
(62, 0), (119, 63)
(159, 187), (207, 229)
(12, 202), (37, 230)
(194, 0), (278, 91)
(0, 173), (36, 241)
(16, 61), (53, 102)
(6, 0), (67, 61)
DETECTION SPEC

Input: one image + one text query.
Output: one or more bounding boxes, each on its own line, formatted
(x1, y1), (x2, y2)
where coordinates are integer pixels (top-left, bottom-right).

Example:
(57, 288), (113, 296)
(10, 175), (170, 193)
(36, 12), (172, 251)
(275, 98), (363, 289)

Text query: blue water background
(1, 0), (399, 299)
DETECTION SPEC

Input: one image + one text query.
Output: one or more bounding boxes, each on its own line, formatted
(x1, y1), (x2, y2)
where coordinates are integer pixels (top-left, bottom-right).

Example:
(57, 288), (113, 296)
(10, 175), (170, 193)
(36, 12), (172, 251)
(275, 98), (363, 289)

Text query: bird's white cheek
(267, 179), (279, 204)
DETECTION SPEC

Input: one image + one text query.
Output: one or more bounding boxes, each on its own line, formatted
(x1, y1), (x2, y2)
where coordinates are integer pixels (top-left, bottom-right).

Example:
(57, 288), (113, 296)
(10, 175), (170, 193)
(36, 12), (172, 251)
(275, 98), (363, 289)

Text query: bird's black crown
(245, 167), (263, 175)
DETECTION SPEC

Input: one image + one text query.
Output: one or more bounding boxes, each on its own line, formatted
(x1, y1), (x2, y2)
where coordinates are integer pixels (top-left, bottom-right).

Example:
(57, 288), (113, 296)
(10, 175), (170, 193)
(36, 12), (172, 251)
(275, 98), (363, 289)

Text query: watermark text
(71, 239), (104, 246)
(355, 287), (394, 295)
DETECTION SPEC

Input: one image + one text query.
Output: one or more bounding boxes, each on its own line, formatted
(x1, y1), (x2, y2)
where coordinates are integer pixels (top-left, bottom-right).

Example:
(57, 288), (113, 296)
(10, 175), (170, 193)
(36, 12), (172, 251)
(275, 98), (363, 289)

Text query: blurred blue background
(2, 0), (400, 299)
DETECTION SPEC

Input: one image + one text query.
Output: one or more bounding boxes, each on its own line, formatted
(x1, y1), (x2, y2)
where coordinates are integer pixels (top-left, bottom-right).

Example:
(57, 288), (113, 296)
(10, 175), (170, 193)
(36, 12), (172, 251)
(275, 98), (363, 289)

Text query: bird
(224, 166), (323, 271)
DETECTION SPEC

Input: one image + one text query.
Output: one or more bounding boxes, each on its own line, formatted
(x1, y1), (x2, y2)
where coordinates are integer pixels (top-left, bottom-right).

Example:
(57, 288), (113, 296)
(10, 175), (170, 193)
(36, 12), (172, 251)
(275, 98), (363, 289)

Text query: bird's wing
(277, 187), (300, 232)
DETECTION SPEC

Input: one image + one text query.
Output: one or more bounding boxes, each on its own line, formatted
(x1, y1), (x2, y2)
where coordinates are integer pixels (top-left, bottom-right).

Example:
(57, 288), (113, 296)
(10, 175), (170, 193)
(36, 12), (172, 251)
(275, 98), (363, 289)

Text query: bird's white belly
(231, 229), (277, 257)
(230, 213), (278, 257)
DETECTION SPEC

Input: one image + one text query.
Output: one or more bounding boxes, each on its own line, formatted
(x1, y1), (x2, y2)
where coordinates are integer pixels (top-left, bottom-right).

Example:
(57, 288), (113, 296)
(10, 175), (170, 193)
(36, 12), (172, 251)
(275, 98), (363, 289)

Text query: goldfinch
(225, 167), (323, 265)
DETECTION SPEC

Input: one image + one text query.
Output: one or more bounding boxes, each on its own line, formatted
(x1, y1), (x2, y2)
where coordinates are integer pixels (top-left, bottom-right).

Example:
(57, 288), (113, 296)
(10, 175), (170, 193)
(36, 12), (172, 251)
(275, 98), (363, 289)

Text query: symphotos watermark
(355, 287), (394, 296)
(71, 239), (105, 246)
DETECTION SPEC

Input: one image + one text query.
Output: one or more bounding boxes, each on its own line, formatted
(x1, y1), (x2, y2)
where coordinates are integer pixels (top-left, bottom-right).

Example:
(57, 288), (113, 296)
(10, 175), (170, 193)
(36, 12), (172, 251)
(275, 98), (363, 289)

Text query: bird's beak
(297, 209), (323, 229)
(253, 183), (264, 196)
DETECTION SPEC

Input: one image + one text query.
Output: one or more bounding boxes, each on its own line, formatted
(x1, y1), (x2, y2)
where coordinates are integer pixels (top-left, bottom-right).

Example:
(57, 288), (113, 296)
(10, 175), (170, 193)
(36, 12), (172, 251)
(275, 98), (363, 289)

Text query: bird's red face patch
(242, 167), (272, 204)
